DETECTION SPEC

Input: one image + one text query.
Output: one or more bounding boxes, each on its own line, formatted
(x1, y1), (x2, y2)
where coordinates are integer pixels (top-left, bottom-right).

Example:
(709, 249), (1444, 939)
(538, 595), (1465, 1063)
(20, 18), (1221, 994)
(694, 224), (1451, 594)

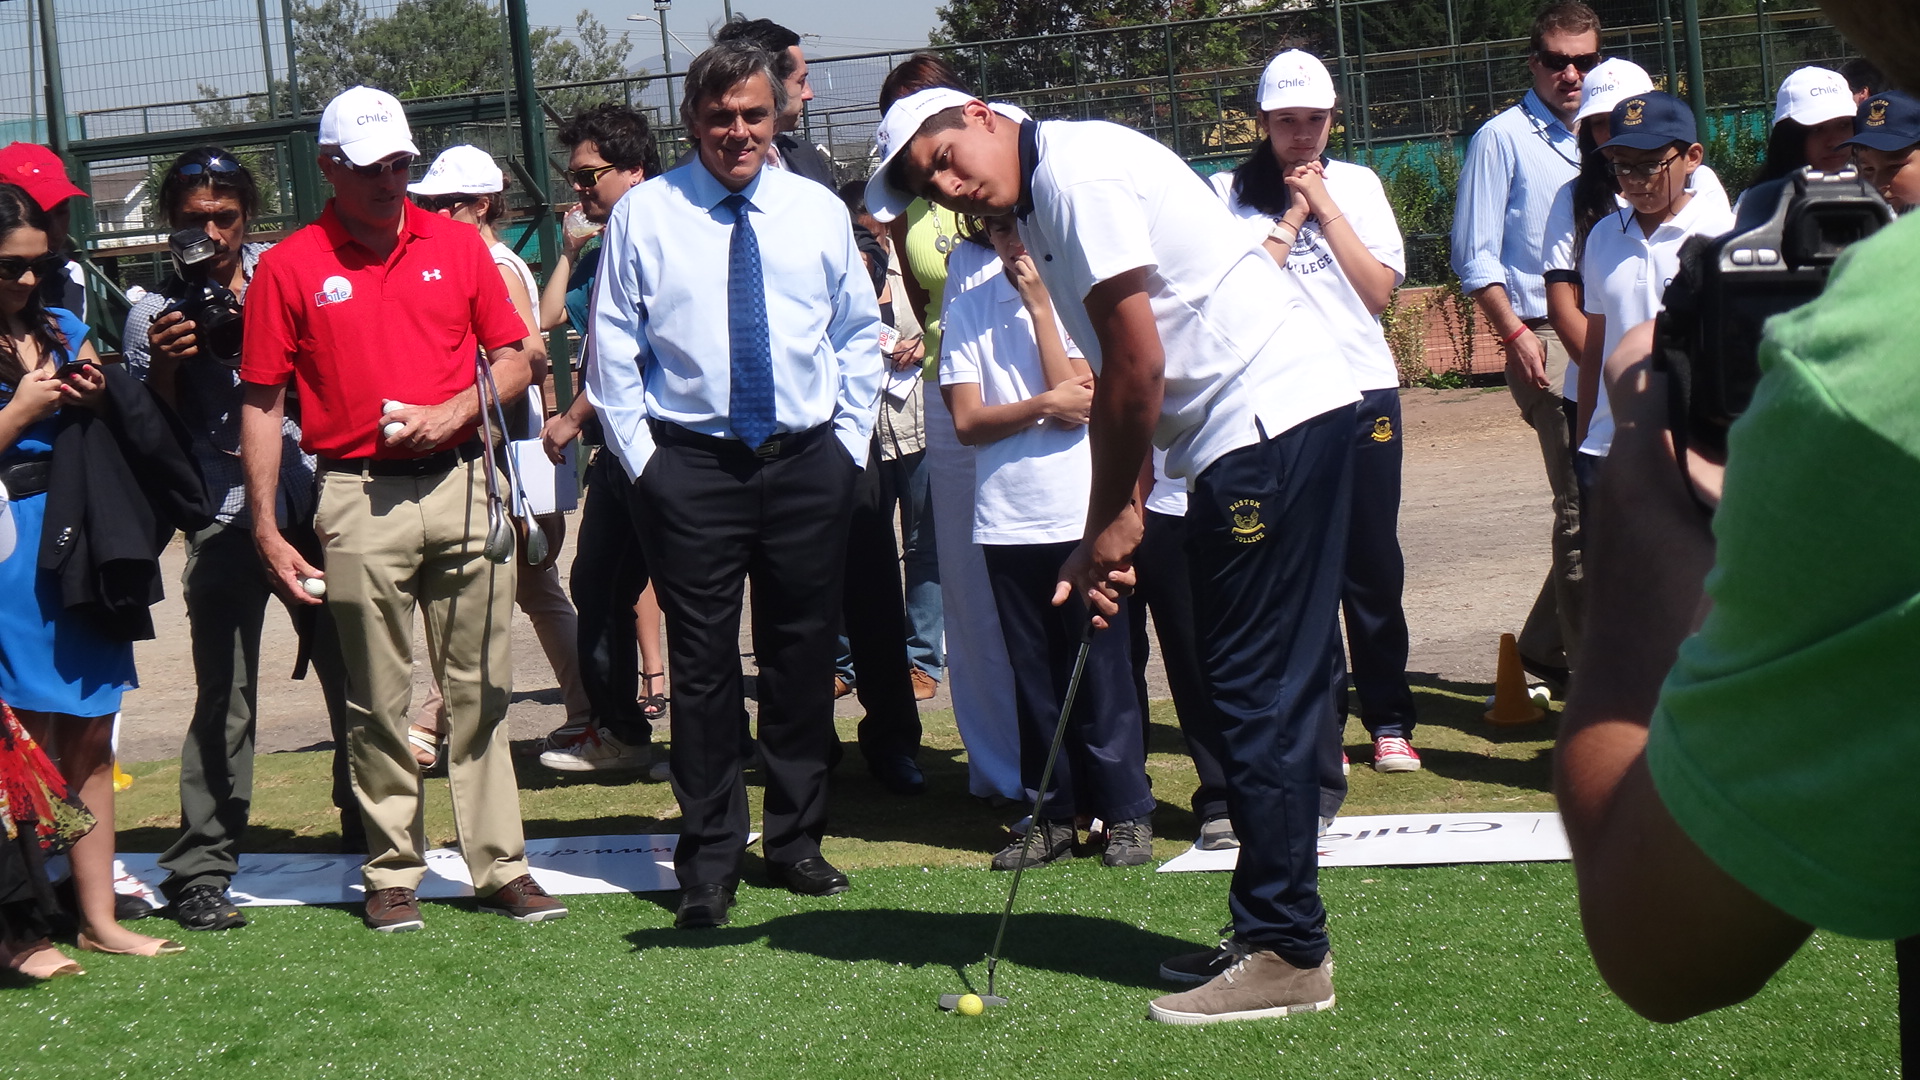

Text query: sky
(0, 0), (949, 130)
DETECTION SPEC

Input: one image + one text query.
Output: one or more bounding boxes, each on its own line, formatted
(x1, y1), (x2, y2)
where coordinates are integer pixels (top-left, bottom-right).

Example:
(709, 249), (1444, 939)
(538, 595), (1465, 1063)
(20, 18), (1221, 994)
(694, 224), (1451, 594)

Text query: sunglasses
(1535, 49), (1603, 74)
(330, 154), (415, 178)
(416, 193), (480, 212)
(567, 163), (619, 189)
(1608, 151), (1681, 181)
(178, 156), (244, 177)
(0, 254), (65, 282)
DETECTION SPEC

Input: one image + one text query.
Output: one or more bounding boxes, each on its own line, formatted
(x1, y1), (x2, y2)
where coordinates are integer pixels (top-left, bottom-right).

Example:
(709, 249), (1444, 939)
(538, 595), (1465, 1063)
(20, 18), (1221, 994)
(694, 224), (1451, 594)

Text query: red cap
(0, 143), (86, 211)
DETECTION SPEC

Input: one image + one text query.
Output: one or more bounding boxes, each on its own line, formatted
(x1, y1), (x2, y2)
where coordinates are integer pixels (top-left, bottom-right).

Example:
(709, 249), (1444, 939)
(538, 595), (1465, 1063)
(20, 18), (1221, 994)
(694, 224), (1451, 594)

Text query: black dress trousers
(632, 424), (858, 889)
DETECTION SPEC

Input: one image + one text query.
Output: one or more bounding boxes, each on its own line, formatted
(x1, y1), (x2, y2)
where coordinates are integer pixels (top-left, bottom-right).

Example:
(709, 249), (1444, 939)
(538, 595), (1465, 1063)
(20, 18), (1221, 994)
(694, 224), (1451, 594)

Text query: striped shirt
(1450, 90), (1581, 321)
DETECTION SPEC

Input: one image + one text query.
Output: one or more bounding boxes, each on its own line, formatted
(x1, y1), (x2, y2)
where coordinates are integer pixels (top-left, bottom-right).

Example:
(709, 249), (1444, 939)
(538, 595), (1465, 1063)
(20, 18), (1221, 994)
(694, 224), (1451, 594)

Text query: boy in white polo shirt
(1212, 49), (1419, 781)
(1576, 91), (1735, 490)
(941, 214), (1154, 871)
(869, 84), (1360, 1024)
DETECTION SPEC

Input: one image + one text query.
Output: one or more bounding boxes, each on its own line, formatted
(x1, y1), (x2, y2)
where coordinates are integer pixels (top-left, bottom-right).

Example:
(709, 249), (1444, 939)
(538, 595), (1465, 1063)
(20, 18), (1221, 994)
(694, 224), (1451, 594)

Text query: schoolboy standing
(868, 85), (1358, 1023)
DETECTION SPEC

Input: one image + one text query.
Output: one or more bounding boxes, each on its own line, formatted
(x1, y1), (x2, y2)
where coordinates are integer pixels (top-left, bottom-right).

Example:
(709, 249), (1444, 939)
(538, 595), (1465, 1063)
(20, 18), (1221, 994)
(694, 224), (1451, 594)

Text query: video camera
(160, 228), (246, 367)
(1652, 167), (1894, 458)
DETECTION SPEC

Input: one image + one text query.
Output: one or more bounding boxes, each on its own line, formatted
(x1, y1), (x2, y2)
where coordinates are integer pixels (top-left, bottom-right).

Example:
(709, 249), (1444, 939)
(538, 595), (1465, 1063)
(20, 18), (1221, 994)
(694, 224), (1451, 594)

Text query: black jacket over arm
(38, 364), (212, 641)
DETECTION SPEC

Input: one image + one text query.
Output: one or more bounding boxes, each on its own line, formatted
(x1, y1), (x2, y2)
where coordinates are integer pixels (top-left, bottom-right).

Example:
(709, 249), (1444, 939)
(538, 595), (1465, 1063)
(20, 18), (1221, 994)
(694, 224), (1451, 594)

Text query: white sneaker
(1372, 735), (1422, 773)
(538, 725), (652, 773)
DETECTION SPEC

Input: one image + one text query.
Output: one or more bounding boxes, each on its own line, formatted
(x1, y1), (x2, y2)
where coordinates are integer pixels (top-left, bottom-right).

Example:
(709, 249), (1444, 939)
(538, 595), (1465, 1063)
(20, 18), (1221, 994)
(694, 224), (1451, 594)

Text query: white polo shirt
(1578, 184), (1735, 457)
(1145, 447), (1187, 516)
(1544, 165), (1729, 406)
(1014, 120), (1358, 482)
(940, 263), (1091, 546)
(1209, 160), (1405, 392)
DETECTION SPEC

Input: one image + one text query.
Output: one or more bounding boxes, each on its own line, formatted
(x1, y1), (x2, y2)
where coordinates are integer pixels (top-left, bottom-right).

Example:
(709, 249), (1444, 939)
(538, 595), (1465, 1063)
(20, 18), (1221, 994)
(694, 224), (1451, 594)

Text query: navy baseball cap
(1600, 91), (1698, 151)
(1840, 90), (1920, 151)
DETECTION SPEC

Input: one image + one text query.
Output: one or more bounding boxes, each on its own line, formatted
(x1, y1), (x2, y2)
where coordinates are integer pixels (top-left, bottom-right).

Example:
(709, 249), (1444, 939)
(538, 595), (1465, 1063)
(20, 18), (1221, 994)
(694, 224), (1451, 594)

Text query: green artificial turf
(0, 863), (1897, 1079)
(20, 682), (1891, 1077)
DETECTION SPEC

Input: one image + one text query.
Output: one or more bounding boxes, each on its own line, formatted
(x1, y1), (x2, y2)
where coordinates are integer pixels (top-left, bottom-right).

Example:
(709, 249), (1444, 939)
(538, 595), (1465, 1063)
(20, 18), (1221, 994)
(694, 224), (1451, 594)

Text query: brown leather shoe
(1148, 947), (1334, 1024)
(909, 667), (939, 701)
(478, 874), (569, 922)
(833, 676), (853, 700)
(364, 886), (424, 933)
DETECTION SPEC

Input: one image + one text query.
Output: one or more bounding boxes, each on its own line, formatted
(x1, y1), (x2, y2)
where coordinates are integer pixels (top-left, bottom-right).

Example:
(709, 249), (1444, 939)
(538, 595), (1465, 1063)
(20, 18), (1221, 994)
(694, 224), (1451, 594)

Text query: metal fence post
(282, 0), (301, 114)
(256, 0), (279, 117)
(1683, 0), (1707, 123)
(1166, 22), (1180, 155)
(506, 0), (570, 409)
(37, 0), (68, 160)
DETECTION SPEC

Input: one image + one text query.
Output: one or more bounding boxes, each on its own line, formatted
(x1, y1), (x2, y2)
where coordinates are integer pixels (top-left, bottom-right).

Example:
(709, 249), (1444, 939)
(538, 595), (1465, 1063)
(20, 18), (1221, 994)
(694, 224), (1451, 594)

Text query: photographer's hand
(148, 309), (200, 362)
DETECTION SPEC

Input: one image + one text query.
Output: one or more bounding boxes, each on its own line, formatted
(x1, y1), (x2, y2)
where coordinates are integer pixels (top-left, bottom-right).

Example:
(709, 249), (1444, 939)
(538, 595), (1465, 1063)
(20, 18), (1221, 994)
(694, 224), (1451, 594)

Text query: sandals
(641, 672), (669, 724)
(407, 725), (443, 770)
(76, 931), (185, 957)
(2, 938), (85, 979)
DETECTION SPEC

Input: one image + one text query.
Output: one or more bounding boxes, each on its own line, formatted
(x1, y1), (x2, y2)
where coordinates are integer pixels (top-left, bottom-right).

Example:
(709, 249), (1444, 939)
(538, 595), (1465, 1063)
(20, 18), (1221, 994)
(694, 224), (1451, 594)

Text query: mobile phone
(54, 359), (91, 380)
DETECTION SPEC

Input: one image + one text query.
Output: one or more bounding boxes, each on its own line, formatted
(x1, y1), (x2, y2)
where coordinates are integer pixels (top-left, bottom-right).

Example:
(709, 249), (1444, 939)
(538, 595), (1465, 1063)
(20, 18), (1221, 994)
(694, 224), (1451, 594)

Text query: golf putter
(940, 617), (1099, 1012)
(473, 356), (515, 565)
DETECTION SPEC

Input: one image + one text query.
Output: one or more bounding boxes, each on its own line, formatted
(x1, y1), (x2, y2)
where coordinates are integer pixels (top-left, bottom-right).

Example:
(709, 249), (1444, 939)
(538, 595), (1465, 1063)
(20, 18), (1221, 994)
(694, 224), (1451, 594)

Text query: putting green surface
(1, 863), (1896, 1079)
(9, 687), (1894, 1076)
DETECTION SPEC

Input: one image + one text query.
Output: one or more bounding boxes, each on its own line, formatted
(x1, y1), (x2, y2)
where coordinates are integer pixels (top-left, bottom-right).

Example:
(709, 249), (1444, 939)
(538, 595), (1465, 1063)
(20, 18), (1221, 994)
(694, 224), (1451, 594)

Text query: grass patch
(0, 864), (1896, 1079)
(116, 680), (1559, 867)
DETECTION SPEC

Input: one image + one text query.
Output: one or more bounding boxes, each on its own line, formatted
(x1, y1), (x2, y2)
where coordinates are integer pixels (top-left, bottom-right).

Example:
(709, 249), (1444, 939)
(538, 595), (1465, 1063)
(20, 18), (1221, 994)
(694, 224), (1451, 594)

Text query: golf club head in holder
(940, 617), (1100, 1012)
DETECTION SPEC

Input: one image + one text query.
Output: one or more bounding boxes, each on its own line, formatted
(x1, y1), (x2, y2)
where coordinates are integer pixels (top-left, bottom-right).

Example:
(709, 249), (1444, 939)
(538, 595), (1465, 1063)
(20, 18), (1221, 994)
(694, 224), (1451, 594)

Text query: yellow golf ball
(956, 994), (985, 1016)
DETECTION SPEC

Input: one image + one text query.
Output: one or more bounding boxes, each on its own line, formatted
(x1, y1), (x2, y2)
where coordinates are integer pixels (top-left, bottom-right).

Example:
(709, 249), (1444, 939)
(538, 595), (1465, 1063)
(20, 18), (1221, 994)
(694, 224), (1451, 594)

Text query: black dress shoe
(767, 856), (850, 897)
(868, 754), (926, 796)
(675, 883), (735, 929)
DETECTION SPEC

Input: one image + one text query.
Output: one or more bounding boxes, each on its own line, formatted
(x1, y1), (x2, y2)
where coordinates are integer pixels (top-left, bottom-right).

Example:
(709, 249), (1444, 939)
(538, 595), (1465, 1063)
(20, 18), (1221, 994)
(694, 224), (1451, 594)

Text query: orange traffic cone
(1484, 632), (1546, 726)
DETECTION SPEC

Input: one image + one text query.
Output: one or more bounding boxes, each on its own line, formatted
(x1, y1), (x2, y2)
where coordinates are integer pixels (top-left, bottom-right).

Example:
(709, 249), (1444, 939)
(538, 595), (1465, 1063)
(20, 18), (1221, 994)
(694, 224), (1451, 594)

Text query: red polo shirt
(240, 200), (529, 459)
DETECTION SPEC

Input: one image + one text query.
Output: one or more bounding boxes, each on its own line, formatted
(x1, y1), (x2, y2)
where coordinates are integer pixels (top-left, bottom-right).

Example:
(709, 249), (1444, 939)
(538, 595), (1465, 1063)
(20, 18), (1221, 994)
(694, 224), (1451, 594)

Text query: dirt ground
(115, 385), (1550, 764)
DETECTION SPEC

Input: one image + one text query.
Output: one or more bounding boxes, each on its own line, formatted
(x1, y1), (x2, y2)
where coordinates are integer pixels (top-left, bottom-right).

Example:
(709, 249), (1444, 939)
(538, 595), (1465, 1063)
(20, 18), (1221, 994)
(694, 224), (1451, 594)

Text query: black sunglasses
(0, 254), (65, 282)
(1535, 49), (1603, 74)
(567, 163), (619, 189)
(330, 153), (415, 178)
(178, 156), (244, 177)
(416, 193), (480, 212)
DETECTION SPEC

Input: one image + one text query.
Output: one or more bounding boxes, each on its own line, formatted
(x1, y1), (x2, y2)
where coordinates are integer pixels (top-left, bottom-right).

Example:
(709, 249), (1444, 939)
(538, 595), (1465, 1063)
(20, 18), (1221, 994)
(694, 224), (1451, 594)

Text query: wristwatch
(1267, 219), (1299, 245)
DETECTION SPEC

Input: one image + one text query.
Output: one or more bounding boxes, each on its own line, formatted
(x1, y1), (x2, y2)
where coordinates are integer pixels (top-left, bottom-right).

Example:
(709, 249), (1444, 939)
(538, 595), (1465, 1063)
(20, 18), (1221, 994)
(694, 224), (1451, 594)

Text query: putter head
(937, 993), (1009, 1011)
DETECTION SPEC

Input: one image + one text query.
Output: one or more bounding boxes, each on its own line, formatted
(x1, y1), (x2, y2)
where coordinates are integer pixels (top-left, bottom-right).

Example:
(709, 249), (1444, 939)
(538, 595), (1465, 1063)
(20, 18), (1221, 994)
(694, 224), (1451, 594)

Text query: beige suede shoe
(1147, 947), (1334, 1025)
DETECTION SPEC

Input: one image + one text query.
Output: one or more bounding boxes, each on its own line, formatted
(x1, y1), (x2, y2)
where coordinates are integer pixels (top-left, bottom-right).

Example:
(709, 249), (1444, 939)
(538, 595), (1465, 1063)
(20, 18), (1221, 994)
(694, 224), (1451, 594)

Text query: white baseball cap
(409, 145), (504, 196)
(1258, 50), (1336, 112)
(1774, 66), (1855, 127)
(865, 86), (982, 223)
(318, 85), (420, 166)
(1573, 58), (1655, 126)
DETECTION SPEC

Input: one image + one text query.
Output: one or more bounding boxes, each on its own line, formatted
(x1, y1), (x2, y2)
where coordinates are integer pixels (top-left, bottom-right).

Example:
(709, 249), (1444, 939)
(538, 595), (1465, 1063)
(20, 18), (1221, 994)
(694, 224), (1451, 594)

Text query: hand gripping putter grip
(940, 617), (1099, 1012)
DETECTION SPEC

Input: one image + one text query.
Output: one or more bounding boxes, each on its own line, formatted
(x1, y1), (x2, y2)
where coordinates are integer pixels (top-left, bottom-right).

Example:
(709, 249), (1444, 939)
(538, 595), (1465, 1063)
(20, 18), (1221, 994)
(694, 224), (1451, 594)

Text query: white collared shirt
(939, 261), (1090, 545)
(587, 158), (884, 479)
(1210, 159), (1406, 392)
(1578, 181), (1736, 456)
(1015, 119), (1357, 482)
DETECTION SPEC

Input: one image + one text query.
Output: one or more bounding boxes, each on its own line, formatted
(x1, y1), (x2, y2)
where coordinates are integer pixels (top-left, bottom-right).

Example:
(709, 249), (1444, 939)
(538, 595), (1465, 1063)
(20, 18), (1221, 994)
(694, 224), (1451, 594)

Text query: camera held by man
(159, 226), (247, 367)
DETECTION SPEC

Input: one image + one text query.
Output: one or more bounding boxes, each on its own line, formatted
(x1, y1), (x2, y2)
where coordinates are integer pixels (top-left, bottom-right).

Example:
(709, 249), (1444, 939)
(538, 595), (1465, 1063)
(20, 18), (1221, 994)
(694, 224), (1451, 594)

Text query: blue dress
(0, 308), (138, 716)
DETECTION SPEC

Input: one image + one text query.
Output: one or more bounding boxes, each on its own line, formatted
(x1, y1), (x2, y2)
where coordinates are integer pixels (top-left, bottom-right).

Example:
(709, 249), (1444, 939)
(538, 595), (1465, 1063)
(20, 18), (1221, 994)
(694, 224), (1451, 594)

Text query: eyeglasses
(0, 254), (65, 282)
(567, 163), (619, 189)
(1535, 50), (1603, 74)
(329, 154), (414, 178)
(416, 193), (480, 212)
(1607, 152), (1681, 181)
(178, 156), (244, 177)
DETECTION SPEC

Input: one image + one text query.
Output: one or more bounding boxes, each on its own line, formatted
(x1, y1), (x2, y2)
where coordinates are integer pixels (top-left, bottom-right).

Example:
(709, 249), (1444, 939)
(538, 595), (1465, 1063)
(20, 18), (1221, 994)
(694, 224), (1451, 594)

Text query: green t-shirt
(1646, 212), (1920, 941)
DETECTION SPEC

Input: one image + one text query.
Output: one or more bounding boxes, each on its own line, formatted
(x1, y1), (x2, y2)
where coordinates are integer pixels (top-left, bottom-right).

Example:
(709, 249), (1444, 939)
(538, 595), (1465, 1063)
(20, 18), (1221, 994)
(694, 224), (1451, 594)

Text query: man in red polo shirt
(238, 85), (564, 932)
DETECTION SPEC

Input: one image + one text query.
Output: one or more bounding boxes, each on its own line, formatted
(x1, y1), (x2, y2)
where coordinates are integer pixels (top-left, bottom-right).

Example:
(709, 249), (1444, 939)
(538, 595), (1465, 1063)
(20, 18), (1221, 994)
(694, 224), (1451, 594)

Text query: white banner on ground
(116, 834), (692, 907)
(1157, 812), (1570, 873)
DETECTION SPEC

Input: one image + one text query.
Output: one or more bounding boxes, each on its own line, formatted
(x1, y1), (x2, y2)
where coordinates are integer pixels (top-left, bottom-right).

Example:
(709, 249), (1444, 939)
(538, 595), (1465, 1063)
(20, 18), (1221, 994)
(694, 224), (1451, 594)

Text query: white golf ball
(301, 577), (327, 598)
(382, 399), (404, 415)
(1528, 685), (1552, 706)
(383, 421), (406, 439)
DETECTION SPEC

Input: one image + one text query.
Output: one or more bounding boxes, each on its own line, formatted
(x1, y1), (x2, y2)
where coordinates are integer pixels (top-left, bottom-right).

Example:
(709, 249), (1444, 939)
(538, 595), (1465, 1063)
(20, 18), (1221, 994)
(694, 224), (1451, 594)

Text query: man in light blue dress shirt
(588, 41), (883, 930)
(1450, 1), (1601, 683)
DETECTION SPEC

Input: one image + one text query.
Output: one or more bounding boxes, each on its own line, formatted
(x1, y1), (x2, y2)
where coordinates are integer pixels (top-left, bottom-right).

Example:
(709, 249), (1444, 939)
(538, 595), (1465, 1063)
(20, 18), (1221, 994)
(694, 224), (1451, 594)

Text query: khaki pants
(314, 459), (528, 894)
(1507, 323), (1585, 669)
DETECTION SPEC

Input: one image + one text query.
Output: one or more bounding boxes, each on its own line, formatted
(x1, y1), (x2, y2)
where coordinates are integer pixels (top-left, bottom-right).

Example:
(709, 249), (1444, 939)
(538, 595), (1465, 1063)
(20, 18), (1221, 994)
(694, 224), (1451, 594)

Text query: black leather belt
(647, 420), (829, 461)
(318, 439), (484, 477)
(0, 458), (49, 498)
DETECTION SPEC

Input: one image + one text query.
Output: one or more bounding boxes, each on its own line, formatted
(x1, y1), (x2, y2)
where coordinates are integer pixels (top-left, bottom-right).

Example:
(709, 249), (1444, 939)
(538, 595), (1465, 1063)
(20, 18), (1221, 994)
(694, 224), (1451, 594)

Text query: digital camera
(1652, 168), (1893, 457)
(160, 228), (246, 367)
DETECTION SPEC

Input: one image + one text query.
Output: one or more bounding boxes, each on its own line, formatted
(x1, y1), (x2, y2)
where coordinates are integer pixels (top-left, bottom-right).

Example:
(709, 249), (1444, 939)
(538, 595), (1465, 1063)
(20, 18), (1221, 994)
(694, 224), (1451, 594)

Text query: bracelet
(1500, 324), (1531, 346)
(1319, 213), (1345, 229)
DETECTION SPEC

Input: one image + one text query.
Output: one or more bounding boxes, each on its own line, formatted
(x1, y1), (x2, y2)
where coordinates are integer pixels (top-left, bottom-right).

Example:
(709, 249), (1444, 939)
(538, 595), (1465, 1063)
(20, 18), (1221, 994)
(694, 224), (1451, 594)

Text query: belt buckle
(753, 437), (781, 460)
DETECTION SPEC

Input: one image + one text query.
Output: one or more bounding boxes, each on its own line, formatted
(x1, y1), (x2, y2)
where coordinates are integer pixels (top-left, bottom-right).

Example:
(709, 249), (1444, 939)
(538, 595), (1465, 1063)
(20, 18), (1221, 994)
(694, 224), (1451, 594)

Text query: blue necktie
(723, 193), (776, 451)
